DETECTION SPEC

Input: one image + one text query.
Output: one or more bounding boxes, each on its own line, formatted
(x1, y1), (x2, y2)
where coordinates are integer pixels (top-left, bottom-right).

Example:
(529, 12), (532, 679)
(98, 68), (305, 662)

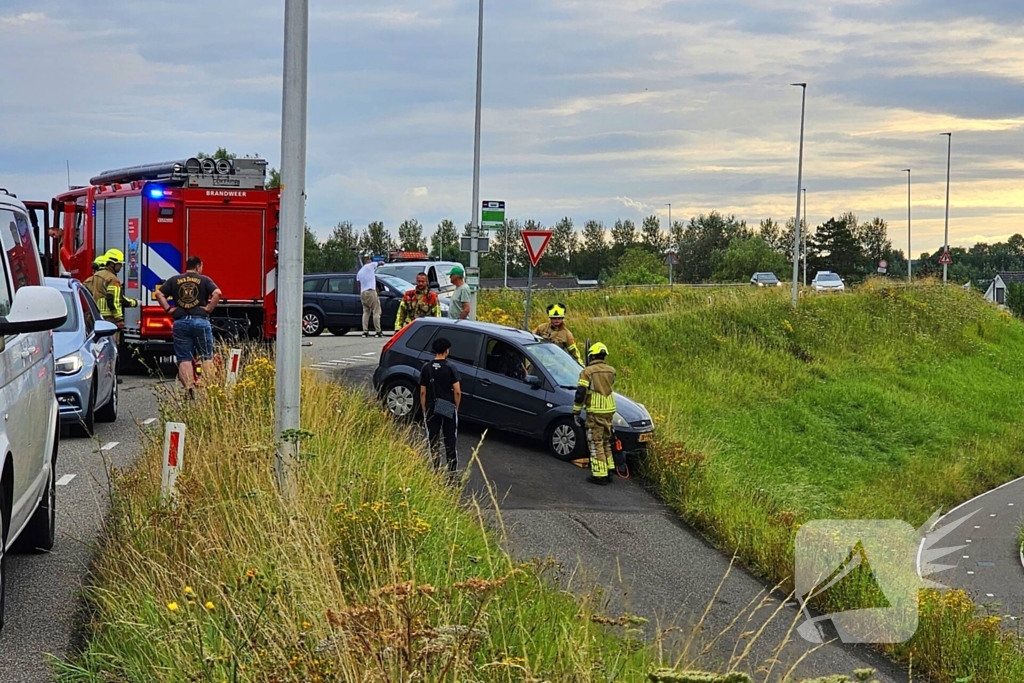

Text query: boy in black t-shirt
(155, 255), (222, 396)
(419, 337), (462, 475)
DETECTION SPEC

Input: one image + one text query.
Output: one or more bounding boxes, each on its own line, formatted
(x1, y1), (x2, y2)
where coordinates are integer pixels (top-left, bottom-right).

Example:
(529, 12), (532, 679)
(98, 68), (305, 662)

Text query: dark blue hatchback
(372, 318), (654, 460)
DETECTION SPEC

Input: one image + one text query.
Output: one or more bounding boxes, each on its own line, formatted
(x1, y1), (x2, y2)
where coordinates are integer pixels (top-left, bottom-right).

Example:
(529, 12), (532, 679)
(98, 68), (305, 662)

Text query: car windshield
(757, 273), (779, 282)
(526, 341), (581, 388)
(377, 273), (414, 292)
(817, 273), (842, 282)
(55, 291), (79, 333)
(380, 265), (425, 284)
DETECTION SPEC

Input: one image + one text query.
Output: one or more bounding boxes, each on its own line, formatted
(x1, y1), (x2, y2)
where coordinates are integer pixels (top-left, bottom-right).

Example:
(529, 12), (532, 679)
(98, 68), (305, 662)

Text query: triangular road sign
(521, 230), (553, 267)
(938, 250), (953, 266)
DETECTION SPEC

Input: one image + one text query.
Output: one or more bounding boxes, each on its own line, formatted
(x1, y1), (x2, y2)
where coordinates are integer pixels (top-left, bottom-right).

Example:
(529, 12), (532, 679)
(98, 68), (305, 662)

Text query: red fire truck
(52, 157), (279, 360)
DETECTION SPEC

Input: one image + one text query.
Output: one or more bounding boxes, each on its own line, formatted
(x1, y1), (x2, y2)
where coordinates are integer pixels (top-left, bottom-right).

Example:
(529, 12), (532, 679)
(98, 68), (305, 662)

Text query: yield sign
(521, 230), (553, 267)
(938, 250), (953, 266)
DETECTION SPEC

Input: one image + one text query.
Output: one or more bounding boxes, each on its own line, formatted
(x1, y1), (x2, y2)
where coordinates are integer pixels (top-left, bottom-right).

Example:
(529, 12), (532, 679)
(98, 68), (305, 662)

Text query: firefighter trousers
(586, 412), (614, 479)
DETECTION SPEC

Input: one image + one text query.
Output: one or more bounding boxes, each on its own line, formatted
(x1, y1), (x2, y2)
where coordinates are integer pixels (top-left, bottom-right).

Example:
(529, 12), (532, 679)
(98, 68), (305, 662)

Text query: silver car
(811, 271), (846, 292)
(46, 277), (120, 436)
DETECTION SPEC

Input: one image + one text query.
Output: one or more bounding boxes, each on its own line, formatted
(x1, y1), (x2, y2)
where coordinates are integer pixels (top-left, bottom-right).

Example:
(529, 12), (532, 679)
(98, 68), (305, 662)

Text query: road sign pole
(504, 220), (508, 288)
(790, 83), (807, 309)
(523, 263), (534, 330)
(274, 0), (309, 499)
(468, 0), (485, 320)
(669, 261), (673, 287)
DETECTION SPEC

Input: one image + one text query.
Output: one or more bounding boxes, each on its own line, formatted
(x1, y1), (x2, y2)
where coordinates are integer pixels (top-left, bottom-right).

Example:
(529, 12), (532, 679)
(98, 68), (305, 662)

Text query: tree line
(303, 213), (1024, 291)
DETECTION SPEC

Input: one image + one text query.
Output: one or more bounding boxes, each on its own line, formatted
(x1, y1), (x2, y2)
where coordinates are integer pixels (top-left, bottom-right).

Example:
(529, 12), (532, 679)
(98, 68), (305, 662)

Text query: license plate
(638, 432), (654, 443)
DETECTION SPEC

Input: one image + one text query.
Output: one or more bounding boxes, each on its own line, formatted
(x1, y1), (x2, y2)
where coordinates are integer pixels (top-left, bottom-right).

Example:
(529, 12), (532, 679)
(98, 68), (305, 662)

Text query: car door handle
(478, 378), (492, 387)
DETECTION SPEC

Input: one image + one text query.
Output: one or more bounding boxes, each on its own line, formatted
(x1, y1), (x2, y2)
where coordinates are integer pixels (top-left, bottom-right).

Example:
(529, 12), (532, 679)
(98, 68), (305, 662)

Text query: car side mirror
(525, 374), (543, 389)
(94, 320), (119, 338)
(0, 286), (67, 335)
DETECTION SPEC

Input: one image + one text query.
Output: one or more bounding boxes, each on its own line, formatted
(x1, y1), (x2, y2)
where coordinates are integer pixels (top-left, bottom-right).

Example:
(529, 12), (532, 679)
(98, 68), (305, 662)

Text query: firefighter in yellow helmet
(573, 342), (617, 485)
(533, 303), (583, 365)
(92, 249), (138, 332)
(82, 253), (109, 301)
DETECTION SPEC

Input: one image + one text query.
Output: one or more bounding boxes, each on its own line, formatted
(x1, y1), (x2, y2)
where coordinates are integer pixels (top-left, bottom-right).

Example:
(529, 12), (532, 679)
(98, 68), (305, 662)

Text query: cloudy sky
(1, 0), (1022, 252)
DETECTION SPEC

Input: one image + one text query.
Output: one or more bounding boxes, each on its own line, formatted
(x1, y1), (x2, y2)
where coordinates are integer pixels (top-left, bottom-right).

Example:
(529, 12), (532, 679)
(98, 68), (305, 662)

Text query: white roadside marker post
(161, 422), (186, 505)
(226, 348), (242, 391)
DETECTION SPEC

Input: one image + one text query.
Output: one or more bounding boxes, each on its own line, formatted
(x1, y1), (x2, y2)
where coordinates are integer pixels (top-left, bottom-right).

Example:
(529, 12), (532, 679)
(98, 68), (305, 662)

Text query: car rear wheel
(302, 310), (324, 337)
(96, 370), (119, 423)
(328, 327), (351, 336)
(0, 483), (7, 632)
(383, 380), (418, 421)
(15, 454), (56, 553)
(548, 418), (585, 461)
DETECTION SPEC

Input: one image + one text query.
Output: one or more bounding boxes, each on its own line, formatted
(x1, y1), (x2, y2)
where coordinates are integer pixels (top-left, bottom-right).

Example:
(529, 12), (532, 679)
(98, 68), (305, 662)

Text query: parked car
(811, 271), (846, 292)
(302, 273), (450, 336)
(46, 277), (120, 436)
(373, 318), (654, 460)
(375, 261), (463, 295)
(0, 191), (69, 631)
(750, 272), (782, 287)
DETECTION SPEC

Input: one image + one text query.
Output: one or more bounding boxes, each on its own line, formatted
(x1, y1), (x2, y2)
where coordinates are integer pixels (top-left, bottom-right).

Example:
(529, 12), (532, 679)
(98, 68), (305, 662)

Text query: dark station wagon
(372, 318), (655, 460)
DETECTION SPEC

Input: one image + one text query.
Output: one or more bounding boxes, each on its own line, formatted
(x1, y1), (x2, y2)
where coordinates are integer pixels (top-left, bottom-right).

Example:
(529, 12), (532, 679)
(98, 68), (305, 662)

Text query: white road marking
(362, 352), (377, 356)
(974, 525), (981, 529)
(990, 513), (997, 517)
(966, 539), (972, 543)
(100, 442), (119, 451)
(987, 593), (995, 598)
(967, 571), (975, 575)
(56, 474), (76, 486)
(964, 555), (970, 559)
(142, 418), (157, 426)
(1010, 503), (1015, 506)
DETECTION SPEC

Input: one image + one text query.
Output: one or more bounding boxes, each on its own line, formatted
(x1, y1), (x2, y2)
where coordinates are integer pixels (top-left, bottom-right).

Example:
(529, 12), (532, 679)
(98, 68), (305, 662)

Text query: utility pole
(802, 188), (807, 286)
(274, 0), (309, 498)
(941, 133), (952, 283)
(468, 0), (484, 318)
(790, 83), (807, 308)
(666, 203), (672, 285)
(902, 169), (911, 283)
(503, 220), (509, 288)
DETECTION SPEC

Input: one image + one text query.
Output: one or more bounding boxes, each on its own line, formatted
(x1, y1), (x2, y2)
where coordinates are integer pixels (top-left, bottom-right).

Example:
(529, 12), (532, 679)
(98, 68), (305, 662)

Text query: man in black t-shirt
(419, 337), (462, 475)
(155, 255), (222, 396)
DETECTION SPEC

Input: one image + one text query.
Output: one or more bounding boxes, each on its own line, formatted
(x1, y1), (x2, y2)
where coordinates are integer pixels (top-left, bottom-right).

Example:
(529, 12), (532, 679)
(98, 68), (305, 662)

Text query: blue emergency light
(149, 187), (165, 199)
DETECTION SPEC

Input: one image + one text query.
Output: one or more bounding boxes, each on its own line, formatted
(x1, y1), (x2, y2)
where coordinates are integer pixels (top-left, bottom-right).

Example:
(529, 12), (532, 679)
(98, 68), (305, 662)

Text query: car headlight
(612, 412), (629, 428)
(55, 351), (84, 376)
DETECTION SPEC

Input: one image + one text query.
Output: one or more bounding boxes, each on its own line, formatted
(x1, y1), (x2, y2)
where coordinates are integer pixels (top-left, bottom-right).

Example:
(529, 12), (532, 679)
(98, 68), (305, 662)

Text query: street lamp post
(902, 169), (911, 283)
(802, 188), (807, 286)
(274, 0), (310, 498)
(665, 203), (673, 286)
(790, 83), (807, 308)
(468, 0), (485, 318)
(941, 133), (952, 283)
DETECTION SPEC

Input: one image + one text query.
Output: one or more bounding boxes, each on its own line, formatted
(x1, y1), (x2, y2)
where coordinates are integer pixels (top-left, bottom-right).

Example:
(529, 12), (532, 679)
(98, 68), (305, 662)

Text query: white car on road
(0, 191), (69, 631)
(811, 271), (846, 293)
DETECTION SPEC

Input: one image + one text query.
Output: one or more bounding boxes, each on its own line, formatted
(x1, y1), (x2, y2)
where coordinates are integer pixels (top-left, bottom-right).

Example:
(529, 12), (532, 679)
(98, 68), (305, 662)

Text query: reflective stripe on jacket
(574, 359), (617, 414)
(396, 290), (440, 329)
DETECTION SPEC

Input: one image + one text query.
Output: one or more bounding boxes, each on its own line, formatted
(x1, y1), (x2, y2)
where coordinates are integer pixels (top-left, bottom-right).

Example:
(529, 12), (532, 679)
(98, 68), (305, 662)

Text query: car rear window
(325, 276), (356, 294)
(304, 278), (322, 292)
(404, 325), (437, 352)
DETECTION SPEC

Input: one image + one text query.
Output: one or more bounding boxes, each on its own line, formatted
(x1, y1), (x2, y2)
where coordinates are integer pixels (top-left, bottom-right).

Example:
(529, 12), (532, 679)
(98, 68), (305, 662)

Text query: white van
(0, 190), (69, 630)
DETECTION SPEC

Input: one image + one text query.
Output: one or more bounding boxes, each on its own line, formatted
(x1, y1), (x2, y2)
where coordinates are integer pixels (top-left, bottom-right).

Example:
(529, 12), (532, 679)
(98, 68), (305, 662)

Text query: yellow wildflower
(167, 602), (179, 612)
(205, 601), (216, 611)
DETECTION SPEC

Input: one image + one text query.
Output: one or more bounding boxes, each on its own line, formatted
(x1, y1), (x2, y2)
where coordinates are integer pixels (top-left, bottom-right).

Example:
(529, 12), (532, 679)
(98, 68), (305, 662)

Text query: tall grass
(482, 282), (1024, 682)
(56, 356), (655, 681)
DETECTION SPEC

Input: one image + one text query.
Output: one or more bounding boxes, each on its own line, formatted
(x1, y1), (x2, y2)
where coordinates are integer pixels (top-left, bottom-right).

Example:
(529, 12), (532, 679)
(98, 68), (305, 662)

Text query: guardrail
(480, 282), (749, 292)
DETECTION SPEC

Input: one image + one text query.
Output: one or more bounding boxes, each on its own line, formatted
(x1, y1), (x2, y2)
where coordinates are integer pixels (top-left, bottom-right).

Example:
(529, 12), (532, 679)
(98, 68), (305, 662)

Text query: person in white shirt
(356, 256), (382, 337)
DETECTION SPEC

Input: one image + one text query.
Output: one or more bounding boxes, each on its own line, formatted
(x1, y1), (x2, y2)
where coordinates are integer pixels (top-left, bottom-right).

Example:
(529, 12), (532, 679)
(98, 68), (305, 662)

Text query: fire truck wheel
(328, 327), (350, 337)
(302, 309), (324, 337)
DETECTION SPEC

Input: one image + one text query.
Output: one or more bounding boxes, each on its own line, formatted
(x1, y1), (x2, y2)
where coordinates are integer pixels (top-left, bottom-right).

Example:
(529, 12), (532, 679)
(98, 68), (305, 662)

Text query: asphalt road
(0, 376), (162, 683)
(922, 476), (1024, 623)
(317, 332), (907, 682)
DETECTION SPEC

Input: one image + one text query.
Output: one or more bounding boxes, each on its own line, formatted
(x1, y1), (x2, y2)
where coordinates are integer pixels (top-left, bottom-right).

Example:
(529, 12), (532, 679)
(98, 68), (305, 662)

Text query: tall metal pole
(941, 133), (951, 283)
(503, 220), (508, 288)
(666, 203), (673, 286)
(468, 0), (484, 318)
(802, 188), (807, 286)
(274, 0), (309, 498)
(902, 169), (911, 283)
(790, 83), (807, 308)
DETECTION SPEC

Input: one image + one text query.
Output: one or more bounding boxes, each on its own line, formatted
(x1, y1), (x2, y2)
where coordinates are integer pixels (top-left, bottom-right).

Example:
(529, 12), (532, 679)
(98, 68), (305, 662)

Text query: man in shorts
(155, 255), (222, 396)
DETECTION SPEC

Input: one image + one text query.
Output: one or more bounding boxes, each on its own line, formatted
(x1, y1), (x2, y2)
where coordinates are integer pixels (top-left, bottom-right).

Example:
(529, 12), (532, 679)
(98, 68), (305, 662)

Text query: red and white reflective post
(161, 422), (186, 504)
(225, 348), (242, 389)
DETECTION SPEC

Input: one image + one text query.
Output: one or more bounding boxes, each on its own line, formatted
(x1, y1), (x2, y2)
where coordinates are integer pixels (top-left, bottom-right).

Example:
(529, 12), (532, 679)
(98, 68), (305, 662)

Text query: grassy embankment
(481, 283), (1024, 683)
(57, 357), (660, 682)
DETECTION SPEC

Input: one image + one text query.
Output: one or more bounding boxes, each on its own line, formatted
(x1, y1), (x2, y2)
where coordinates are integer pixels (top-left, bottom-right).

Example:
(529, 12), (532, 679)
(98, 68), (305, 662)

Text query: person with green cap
(448, 265), (471, 320)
